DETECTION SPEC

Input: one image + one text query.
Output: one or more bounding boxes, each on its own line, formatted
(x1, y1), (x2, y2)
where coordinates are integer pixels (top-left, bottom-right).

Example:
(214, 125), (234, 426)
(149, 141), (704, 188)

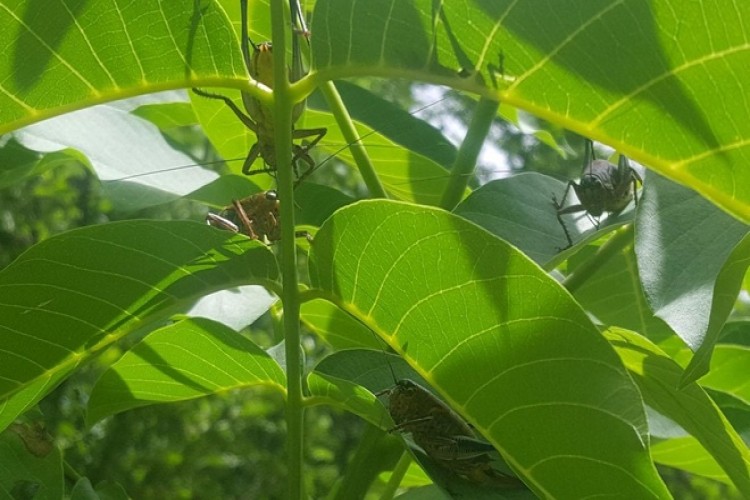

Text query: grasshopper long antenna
(583, 138), (595, 176)
(112, 94), (521, 186)
(114, 159), (227, 181)
(366, 328), (400, 395)
(383, 340), (399, 387)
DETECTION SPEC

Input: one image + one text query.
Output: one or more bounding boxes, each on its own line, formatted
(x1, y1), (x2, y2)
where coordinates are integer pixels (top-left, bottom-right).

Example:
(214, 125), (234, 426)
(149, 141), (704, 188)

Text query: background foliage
(1, 0), (749, 498)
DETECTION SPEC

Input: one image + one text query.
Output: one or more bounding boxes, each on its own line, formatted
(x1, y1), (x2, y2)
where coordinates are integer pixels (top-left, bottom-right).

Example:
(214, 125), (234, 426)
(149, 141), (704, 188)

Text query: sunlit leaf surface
(308, 200), (669, 498)
(87, 317), (286, 425)
(0, 221), (278, 429)
(312, 0), (750, 222)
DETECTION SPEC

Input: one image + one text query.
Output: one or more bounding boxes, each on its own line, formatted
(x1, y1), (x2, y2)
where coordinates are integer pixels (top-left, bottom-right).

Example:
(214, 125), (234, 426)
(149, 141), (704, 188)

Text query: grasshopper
(374, 351), (523, 488)
(553, 139), (642, 248)
(192, 0), (326, 178)
(206, 190), (310, 243)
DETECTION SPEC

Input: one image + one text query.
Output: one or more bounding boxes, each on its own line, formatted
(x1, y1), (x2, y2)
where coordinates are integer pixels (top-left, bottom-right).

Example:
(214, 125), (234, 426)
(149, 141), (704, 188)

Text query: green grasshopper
(192, 0), (326, 178)
(373, 350), (523, 488)
(553, 139), (642, 248)
(206, 190), (311, 243)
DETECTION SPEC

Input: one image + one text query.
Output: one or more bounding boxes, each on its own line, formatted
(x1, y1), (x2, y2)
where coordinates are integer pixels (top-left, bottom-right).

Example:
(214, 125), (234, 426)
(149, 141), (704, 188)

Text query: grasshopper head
(574, 165), (609, 217)
(250, 42), (275, 88)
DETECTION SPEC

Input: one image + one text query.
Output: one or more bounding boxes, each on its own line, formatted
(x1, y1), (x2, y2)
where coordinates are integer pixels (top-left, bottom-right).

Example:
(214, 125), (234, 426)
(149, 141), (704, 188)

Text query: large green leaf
(0, 221), (278, 429)
(309, 349), (533, 498)
(311, 0), (750, 222)
(635, 172), (750, 383)
(570, 245), (679, 351)
(2, 1), (749, 220)
(650, 436), (731, 485)
(308, 200), (669, 498)
(13, 100), (221, 211)
(0, 0), (246, 133)
(606, 327), (750, 495)
(87, 317), (286, 425)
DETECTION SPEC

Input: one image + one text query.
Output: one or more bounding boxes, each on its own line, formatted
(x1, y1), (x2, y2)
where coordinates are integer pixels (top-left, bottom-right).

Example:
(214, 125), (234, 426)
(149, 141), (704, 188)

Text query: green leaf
(635, 172), (750, 383)
(307, 81), (458, 169)
(327, 423), (406, 500)
(311, 355), (531, 498)
(0, 378), (71, 436)
(293, 182), (354, 227)
(301, 108), (455, 205)
(718, 321), (750, 347)
(570, 245), (678, 350)
(309, 349), (533, 498)
(498, 104), (571, 158)
(131, 102), (198, 130)
(698, 344), (750, 406)
(453, 173), (634, 267)
(651, 436), (731, 485)
(0, 426), (63, 500)
(87, 317), (286, 425)
(311, 0), (750, 222)
(308, 200), (669, 498)
(14, 103), (220, 211)
(0, 221), (278, 428)
(70, 478), (129, 500)
(707, 389), (750, 444)
(308, 349), (428, 429)
(0, 0), (246, 133)
(0, 137), (65, 188)
(300, 300), (381, 350)
(606, 327), (750, 495)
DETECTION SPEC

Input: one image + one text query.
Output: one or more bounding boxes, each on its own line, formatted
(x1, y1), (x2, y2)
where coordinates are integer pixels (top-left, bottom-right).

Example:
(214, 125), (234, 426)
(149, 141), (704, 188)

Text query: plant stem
(329, 424), (404, 500)
(320, 80), (388, 198)
(439, 97), (499, 211)
(380, 451), (411, 500)
(563, 224), (635, 293)
(270, 1), (304, 498)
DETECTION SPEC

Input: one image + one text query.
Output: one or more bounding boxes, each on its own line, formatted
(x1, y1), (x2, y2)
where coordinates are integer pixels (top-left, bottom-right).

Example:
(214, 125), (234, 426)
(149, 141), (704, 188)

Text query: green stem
(440, 97), (499, 211)
(563, 224), (635, 293)
(63, 460), (82, 484)
(270, 2), (304, 498)
(320, 80), (388, 198)
(329, 424), (404, 500)
(380, 451), (411, 500)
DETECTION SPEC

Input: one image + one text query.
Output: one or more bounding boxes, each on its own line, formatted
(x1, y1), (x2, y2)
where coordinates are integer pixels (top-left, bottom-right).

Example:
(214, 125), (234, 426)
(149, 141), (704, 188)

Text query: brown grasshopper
(375, 354), (523, 488)
(192, 0), (326, 178)
(553, 139), (642, 248)
(206, 190), (310, 243)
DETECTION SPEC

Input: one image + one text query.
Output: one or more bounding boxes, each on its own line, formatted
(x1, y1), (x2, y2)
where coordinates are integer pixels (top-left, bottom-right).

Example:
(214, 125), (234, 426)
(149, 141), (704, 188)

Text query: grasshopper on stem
(192, 0), (326, 178)
(206, 190), (311, 244)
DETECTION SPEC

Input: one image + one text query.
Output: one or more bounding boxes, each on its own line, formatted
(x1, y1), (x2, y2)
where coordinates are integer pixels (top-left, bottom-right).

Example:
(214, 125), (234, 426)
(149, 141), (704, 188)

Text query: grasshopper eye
(580, 175), (602, 189)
